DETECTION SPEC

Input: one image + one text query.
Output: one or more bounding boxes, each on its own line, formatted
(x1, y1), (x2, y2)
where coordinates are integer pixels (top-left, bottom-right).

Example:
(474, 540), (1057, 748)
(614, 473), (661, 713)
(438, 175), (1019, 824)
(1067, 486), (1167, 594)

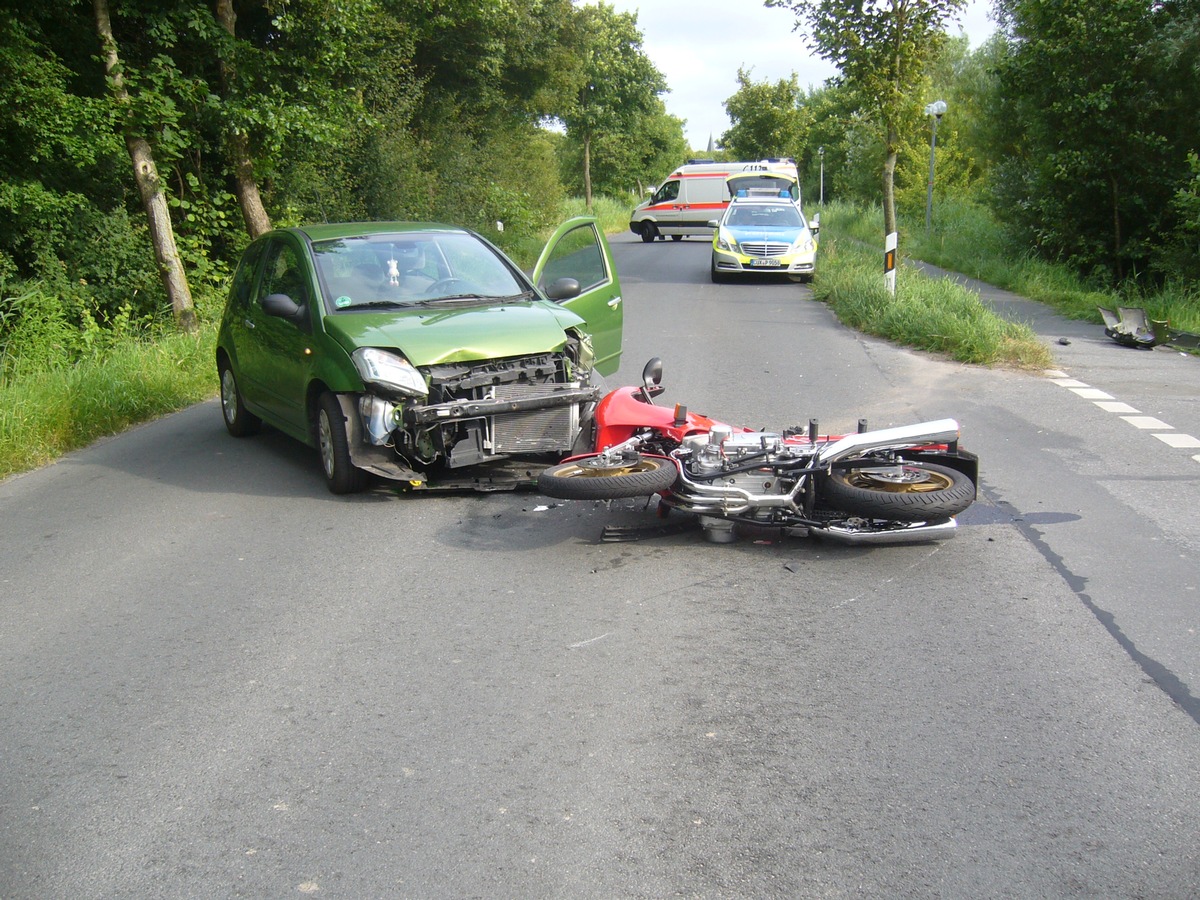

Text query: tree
(559, 2), (666, 210)
(720, 68), (810, 161)
(560, 97), (687, 198)
(92, 0), (196, 332)
(991, 0), (1185, 282)
(213, 0), (270, 238)
(766, 0), (967, 237)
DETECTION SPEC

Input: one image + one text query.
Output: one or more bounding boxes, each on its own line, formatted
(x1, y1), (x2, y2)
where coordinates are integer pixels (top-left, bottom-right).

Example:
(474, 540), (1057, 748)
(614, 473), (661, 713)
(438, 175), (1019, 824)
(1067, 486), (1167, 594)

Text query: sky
(589, 0), (998, 151)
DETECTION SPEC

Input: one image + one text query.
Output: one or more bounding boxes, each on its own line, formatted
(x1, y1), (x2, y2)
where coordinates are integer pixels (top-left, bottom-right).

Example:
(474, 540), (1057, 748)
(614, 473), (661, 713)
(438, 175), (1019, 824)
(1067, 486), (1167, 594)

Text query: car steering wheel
(424, 277), (472, 296)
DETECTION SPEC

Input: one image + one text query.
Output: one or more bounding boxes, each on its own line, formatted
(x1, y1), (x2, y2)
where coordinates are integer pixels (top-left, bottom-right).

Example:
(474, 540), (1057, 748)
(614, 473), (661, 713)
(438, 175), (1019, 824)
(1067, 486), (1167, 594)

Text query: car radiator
(489, 382), (582, 453)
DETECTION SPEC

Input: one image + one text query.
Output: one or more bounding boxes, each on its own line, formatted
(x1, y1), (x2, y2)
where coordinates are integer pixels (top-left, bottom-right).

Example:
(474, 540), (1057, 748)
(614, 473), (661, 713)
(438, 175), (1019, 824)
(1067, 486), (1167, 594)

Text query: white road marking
(1047, 370), (1199, 463)
(1153, 433), (1200, 449)
(1121, 416), (1173, 429)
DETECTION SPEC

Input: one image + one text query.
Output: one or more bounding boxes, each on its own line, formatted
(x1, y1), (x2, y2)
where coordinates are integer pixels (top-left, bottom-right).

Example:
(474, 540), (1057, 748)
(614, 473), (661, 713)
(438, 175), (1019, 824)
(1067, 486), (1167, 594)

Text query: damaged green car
(216, 218), (623, 493)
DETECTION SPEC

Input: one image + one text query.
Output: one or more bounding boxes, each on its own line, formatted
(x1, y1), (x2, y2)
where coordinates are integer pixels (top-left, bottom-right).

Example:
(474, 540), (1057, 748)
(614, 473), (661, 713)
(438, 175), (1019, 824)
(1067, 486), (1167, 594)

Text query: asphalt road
(1, 233), (1198, 898)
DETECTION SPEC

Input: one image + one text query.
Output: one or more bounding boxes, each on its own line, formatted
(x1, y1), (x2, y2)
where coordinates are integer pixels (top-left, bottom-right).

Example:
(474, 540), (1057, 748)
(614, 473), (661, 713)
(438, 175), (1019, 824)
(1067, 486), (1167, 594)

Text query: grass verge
(813, 203), (1053, 369)
(903, 196), (1200, 333)
(0, 325), (217, 480)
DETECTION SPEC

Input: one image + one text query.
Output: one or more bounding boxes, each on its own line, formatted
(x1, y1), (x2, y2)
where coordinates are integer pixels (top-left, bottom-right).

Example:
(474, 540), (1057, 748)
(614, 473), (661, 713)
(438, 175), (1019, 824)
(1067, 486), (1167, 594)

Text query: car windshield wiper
(337, 299), (413, 310)
(419, 291), (534, 306)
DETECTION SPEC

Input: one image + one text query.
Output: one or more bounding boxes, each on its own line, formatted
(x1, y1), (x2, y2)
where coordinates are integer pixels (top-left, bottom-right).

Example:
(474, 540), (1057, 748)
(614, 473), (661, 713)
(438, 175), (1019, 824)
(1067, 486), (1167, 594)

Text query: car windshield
(725, 205), (805, 228)
(312, 232), (529, 310)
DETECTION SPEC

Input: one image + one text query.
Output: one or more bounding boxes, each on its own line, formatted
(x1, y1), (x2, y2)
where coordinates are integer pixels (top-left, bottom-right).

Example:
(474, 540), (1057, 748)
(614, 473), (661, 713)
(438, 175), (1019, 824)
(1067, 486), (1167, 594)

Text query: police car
(709, 193), (818, 283)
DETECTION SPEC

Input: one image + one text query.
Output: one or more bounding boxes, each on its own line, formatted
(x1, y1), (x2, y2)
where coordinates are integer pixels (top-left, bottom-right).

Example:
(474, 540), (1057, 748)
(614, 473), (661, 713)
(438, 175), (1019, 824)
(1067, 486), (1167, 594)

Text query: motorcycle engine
(680, 428), (793, 494)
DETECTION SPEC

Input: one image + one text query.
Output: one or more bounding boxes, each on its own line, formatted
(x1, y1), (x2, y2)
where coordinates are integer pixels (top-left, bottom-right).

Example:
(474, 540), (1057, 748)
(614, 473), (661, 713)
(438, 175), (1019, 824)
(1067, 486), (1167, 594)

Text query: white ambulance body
(629, 159), (800, 242)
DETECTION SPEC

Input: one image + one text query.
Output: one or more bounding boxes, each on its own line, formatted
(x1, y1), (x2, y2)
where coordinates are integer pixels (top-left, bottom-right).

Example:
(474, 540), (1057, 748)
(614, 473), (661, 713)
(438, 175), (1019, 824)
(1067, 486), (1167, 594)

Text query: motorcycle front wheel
(538, 455), (678, 500)
(817, 461), (974, 522)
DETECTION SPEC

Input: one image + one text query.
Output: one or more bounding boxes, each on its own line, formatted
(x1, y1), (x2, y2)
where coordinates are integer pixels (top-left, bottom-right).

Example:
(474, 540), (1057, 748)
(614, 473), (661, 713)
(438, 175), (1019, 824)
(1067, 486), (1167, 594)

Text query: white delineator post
(884, 231), (897, 295)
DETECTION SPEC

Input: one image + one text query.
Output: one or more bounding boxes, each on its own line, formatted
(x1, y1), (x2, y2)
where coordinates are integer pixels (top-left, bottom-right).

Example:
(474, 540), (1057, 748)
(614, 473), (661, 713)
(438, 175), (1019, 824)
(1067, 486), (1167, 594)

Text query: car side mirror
(263, 292), (303, 318)
(707, 219), (718, 228)
(544, 277), (581, 301)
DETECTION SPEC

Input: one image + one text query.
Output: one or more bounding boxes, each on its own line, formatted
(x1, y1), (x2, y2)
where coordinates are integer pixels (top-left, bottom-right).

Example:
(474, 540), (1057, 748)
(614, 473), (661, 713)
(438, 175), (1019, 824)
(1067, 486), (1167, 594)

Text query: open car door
(532, 217), (623, 376)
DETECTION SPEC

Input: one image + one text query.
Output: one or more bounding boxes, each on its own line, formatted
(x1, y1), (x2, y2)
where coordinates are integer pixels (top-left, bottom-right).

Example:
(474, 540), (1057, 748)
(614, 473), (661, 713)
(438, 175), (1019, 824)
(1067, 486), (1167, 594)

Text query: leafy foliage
(767, 0), (969, 235)
(557, 2), (669, 206)
(990, 0), (1176, 283)
(720, 69), (810, 161)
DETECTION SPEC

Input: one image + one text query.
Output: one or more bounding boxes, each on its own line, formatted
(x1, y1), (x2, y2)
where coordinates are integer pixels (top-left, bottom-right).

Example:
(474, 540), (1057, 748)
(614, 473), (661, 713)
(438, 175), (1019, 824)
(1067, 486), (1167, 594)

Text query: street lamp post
(924, 101), (946, 232)
(818, 146), (824, 207)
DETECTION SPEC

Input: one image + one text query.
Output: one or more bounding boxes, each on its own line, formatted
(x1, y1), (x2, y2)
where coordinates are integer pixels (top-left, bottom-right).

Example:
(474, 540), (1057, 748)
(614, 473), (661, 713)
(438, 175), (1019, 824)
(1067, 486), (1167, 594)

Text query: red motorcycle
(538, 359), (978, 544)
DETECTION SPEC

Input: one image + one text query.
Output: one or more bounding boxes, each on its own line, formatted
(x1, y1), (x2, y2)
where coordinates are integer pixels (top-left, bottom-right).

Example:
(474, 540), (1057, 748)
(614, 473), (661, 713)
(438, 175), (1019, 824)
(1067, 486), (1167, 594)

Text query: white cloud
(589, 0), (996, 150)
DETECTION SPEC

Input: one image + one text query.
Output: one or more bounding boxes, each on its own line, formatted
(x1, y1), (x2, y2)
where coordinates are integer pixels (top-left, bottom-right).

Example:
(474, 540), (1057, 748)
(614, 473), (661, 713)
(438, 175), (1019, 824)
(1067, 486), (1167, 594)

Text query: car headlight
(715, 228), (738, 253)
(351, 347), (428, 397)
(791, 233), (816, 253)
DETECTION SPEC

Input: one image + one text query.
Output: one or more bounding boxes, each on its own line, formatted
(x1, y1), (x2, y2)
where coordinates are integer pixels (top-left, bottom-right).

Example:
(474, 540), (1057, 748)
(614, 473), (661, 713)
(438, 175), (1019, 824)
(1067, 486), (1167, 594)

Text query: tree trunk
(882, 127), (899, 238)
(93, 0), (196, 332)
(1111, 173), (1123, 281)
(215, 0), (272, 238)
(583, 134), (594, 212)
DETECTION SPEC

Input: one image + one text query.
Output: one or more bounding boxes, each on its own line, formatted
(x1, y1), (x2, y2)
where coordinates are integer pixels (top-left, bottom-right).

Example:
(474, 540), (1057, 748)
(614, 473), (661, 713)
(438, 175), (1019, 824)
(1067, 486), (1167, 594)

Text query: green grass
(813, 203), (1054, 369)
(0, 324), (217, 479)
(903, 196), (1200, 333)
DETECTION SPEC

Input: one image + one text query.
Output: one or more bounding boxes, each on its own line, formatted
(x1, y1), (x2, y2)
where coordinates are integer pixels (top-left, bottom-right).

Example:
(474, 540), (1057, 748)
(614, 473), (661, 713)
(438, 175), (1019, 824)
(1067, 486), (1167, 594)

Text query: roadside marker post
(884, 232), (897, 295)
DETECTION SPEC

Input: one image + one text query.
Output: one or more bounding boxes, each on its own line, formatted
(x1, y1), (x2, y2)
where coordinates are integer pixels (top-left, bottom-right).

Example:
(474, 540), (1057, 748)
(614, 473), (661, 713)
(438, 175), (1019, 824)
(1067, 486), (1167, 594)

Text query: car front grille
(741, 241), (791, 258)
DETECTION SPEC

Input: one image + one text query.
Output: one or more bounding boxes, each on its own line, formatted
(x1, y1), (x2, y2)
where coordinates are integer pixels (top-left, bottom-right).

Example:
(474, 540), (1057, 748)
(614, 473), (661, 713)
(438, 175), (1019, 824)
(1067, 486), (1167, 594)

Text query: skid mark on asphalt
(1048, 370), (1200, 464)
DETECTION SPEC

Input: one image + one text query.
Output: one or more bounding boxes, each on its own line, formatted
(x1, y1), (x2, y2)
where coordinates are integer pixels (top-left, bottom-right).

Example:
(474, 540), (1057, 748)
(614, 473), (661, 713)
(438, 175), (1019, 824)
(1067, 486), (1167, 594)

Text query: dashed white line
(1153, 433), (1200, 449)
(1121, 416), (1173, 429)
(1048, 369), (1199, 462)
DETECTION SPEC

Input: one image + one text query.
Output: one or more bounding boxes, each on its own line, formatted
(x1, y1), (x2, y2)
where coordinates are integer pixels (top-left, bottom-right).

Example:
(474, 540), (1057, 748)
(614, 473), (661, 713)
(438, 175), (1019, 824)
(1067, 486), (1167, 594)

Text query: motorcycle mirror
(639, 357), (665, 403)
(642, 357), (663, 386)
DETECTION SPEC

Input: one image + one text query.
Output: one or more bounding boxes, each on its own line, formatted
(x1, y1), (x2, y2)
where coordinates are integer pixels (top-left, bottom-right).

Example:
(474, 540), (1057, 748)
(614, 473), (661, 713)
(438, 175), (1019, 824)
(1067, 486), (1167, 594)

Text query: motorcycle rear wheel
(538, 455), (677, 500)
(817, 461), (974, 522)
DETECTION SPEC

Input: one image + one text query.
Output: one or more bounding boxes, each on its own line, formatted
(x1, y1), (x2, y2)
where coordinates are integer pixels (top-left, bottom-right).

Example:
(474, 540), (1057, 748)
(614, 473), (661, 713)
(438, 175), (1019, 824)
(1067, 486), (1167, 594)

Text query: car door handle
(607, 295), (622, 309)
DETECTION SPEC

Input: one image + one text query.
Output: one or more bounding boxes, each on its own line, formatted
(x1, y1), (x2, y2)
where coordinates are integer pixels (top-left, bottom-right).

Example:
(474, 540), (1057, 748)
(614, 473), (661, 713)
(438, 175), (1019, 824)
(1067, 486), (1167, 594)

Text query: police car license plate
(750, 258), (781, 268)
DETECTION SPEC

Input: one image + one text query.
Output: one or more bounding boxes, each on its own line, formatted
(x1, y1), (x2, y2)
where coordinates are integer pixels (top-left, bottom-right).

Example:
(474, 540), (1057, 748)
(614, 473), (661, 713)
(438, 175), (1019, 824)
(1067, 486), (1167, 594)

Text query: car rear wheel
(219, 360), (261, 437)
(317, 392), (370, 494)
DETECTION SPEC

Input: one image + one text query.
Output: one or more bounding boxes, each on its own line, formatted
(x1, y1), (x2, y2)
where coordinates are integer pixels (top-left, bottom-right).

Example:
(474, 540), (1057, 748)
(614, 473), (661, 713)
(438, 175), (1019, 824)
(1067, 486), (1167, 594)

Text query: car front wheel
(317, 392), (369, 494)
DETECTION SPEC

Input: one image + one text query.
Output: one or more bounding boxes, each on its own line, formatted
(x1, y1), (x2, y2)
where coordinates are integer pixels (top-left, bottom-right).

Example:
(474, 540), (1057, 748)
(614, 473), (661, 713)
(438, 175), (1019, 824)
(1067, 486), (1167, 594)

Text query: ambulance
(629, 159), (800, 242)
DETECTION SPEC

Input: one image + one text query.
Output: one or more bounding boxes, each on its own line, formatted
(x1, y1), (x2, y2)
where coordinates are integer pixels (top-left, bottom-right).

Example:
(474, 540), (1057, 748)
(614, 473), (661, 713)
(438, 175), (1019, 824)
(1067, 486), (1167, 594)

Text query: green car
(216, 218), (623, 493)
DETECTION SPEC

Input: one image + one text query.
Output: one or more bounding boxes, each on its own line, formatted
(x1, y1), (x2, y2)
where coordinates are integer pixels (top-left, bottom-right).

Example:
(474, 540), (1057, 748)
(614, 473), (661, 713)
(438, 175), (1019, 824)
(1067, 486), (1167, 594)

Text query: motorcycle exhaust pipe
(815, 518), (958, 545)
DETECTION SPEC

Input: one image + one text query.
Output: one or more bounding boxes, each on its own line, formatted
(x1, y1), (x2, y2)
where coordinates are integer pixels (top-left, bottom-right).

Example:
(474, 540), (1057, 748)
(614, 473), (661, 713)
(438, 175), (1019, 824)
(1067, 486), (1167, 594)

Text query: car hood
(323, 300), (587, 366)
(728, 226), (807, 243)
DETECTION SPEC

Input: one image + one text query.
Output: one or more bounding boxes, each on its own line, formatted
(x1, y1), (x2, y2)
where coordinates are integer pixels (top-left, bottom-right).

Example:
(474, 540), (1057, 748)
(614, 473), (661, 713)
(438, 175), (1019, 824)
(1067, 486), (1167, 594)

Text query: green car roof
(287, 221), (472, 242)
